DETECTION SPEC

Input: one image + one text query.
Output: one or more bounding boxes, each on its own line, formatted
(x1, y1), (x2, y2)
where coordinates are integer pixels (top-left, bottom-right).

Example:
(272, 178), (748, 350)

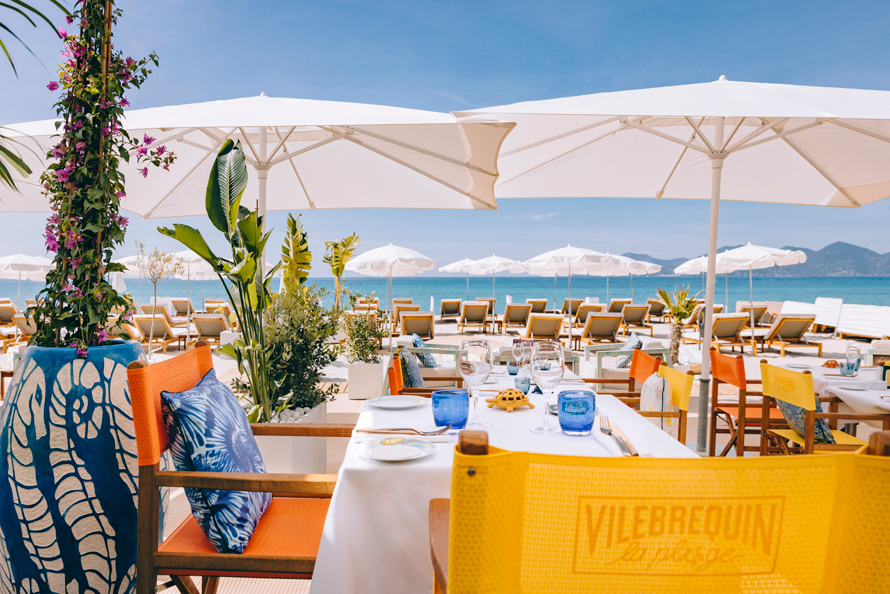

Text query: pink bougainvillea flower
(101, 126), (110, 136)
(47, 81), (60, 91)
(97, 328), (108, 343)
(143, 134), (155, 145)
(57, 27), (67, 39)
(138, 167), (148, 178)
(75, 142), (86, 152)
(115, 191), (125, 198)
(55, 169), (70, 182)
(51, 145), (64, 158)
(66, 15), (74, 25)
(120, 97), (130, 107)
(62, 282), (74, 293)
(155, 145), (167, 156)
(136, 146), (147, 157)
(45, 231), (59, 253)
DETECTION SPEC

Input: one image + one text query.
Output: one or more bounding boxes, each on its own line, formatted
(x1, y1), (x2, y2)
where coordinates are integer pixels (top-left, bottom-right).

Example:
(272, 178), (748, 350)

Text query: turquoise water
(5, 275), (890, 313)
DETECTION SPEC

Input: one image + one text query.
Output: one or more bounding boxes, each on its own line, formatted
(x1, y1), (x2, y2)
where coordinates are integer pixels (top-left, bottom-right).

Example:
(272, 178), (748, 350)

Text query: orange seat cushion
(716, 405), (785, 426)
(160, 497), (329, 558)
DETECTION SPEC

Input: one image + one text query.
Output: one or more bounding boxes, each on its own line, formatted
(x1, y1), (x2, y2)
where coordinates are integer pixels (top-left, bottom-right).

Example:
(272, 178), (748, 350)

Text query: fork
(355, 426), (451, 436)
(599, 415), (636, 456)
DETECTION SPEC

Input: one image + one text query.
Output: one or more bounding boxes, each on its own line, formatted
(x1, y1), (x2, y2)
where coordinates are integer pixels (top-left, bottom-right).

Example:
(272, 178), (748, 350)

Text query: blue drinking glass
(507, 362), (520, 375)
(431, 390), (469, 434)
(558, 390), (596, 436)
(514, 375), (531, 394)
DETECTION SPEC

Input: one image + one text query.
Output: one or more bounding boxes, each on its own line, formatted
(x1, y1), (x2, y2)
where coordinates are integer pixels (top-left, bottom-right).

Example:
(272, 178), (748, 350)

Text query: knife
(610, 423), (639, 457)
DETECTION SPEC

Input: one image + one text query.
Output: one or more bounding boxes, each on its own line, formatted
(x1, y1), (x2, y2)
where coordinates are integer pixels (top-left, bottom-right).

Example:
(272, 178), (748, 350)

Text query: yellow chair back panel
(760, 363), (816, 410)
(448, 447), (890, 594)
(658, 365), (693, 411)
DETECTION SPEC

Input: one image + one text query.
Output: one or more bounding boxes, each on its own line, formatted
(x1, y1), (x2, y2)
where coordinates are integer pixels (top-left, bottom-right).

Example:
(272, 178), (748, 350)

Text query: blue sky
(2, 0), (890, 276)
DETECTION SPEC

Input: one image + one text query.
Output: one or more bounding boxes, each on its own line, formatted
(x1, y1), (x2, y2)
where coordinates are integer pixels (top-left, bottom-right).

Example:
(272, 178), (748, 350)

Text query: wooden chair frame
(128, 342), (355, 594)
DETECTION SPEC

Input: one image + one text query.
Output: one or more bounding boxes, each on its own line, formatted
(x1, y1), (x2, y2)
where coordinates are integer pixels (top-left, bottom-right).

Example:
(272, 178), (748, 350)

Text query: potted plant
(656, 286), (699, 365)
(244, 284), (340, 472)
(344, 293), (389, 399)
(0, 2), (174, 592)
(134, 241), (183, 360)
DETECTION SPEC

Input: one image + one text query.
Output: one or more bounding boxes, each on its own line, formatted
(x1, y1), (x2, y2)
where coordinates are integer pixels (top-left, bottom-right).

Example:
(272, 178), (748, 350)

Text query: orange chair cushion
(716, 405), (785, 426)
(159, 497), (329, 559)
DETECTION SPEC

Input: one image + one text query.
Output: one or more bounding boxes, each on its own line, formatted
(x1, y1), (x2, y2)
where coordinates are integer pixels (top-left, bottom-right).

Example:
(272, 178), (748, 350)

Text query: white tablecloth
(310, 368), (697, 594)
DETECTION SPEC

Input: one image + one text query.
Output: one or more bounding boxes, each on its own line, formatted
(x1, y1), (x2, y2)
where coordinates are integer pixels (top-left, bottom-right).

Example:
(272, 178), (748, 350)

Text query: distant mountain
(623, 242), (890, 277)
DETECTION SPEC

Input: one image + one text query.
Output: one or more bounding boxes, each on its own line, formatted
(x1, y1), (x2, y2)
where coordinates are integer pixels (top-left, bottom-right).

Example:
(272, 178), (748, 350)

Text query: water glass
(514, 375), (531, 394)
(842, 344), (861, 376)
(557, 390), (596, 436)
(507, 361), (520, 375)
(459, 340), (493, 429)
(529, 341), (565, 434)
(431, 390), (469, 434)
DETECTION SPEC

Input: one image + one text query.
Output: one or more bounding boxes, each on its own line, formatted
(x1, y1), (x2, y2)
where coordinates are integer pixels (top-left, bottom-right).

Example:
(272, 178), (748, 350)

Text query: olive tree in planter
(656, 286), (699, 365)
(344, 294), (390, 399)
(0, 2), (174, 592)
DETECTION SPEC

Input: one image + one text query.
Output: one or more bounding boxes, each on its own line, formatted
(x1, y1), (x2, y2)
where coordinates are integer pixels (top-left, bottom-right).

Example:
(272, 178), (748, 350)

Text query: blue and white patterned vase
(0, 340), (161, 594)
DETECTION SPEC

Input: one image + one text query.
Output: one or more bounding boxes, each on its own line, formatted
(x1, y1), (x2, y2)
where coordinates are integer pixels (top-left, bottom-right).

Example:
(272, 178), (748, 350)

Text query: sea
(5, 275), (890, 313)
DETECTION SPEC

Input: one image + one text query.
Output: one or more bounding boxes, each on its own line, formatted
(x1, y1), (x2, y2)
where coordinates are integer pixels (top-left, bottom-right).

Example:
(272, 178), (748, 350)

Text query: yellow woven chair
(430, 430), (890, 594)
(759, 361), (890, 454)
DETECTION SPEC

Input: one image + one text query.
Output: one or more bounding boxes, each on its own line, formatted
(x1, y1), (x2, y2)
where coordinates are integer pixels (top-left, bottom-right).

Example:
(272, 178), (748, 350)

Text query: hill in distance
(624, 242), (890, 277)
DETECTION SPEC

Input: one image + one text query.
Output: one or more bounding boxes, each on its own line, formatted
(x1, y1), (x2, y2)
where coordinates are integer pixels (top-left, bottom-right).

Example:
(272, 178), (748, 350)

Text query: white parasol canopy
(458, 76), (890, 451)
(525, 245), (610, 307)
(0, 253), (52, 308)
(438, 258), (477, 301)
(599, 254), (662, 301)
(346, 244), (436, 313)
(463, 255), (527, 329)
(3, 94), (514, 218)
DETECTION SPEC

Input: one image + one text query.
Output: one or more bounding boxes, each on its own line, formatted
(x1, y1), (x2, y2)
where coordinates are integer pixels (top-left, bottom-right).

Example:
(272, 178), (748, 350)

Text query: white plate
(360, 438), (434, 462)
(786, 363), (811, 369)
(843, 385), (868, 391)
(367, 396), (426, 410)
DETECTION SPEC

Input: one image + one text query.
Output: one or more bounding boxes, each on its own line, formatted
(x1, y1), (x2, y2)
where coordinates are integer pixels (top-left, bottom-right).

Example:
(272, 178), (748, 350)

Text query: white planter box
(348, 362), (385, 400)
(254, 403), (327, 474)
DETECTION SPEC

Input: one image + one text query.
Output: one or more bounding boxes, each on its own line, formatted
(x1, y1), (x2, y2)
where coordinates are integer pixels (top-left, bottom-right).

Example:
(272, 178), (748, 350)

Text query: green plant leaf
(205, 139), (247, 237)
(158, 224), (222, 271)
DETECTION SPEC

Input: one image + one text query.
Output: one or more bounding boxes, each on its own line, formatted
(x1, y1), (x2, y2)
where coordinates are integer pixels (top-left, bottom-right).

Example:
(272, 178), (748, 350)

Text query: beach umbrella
(524, 245), (610, 306)
(438, 258), (477, 301)
(115, 254), (147, 304)
(0, 253), (52, 308)
(599, 254), (662, 301)
(346, 244), (436, 314)
(3, 95), (514, 220)
(110, 272), (127, 295)
(673, 254), (734, 308)
(462, 255), (527, 331)
(458, 76), (890, 452)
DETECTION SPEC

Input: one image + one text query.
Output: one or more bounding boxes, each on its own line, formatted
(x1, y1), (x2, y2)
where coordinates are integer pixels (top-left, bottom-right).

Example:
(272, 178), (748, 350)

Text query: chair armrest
(430, 498), (450, 594)
(251, 423), (354, 438)
(155, 470), (338, 496)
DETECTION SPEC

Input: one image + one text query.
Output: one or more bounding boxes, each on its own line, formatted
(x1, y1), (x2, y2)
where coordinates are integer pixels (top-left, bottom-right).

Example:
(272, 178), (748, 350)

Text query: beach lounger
(577, 313), (623, 348)
(743, 314), (820, 356)
(439, 299), (461, 321)
(736, 303), (769, 329)
(572, 303), (605, 327)
(645, 298), (666, 322)
(681, 313), (751, 353)
(141, 304), (188, 328)
(0, 304), (18, 326)
(400, 312), (434, 340)
(189, 313), (230, 348)
(357, 296), (379, 310)
(680, 303), (724, 330)
(128, 342), (349, 592)
(709, 348), (786, 457)
(836, 304), (890, 340)
(458, 302), (489, 334)
(558, 298), (582, 316)
(524, 313), (564, 342)
(134, 314), (190, 354)
(392, 298), (413, 306)
(501, 304), (532, 335)
(526, 298), (547, 313)
(392, 304), (420, 334)
(475, 297), (496, 325)
(620, 304), (652, 337)
(814, 297), (843, 332)
(170, 298), (196, 317)
(607, 298), (632, 313)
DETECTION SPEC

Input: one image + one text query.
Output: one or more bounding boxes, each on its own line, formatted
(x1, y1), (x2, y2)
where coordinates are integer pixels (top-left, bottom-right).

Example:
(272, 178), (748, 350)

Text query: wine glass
(529, 341), (565, 434)
(459, 340), (493, 429)
(512, 342), (524, 365)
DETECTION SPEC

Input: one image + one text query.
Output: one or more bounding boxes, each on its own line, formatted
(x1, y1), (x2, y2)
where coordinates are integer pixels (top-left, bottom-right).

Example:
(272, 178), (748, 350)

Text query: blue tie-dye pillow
(161, 368), (271, 554)
(411, 333), (437, 368)
(775, 395), (836, 445)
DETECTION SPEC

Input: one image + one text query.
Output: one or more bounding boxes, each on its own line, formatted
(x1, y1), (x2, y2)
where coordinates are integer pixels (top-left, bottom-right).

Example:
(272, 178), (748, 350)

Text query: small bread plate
(367, 396), (427, 410)
(786, 363), (811, 370)
(843, 385), (868, 391)
(360, 437), (434, 462)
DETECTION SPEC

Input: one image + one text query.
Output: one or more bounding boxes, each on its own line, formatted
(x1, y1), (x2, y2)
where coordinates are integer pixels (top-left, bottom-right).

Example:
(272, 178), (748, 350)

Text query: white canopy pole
(465, 271), (469, 302)
(16, 271), (21, 310)
(630, 273), (634, 301)
(256, 126), (269, 277)
(697, 117), (726, 453)
(606, 272), (610, 302)
(553, 276), (556, 311)
(725, 273), (729, 309)
(749, 265), (756, 332)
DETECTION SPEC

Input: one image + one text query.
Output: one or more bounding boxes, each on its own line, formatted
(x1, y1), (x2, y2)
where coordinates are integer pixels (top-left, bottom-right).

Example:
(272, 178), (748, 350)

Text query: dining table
(309, 365), (698, 594)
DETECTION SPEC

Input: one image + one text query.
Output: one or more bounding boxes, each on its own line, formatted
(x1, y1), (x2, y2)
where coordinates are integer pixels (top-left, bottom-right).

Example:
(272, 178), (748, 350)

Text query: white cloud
(532, 212), (558, 220)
